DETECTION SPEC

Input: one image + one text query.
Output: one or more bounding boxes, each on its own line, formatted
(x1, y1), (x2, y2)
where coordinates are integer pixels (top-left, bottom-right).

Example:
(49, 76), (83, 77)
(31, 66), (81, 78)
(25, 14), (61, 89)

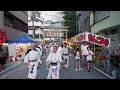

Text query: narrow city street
(0, 48), (110, 79)
(0, 11), (120, 79)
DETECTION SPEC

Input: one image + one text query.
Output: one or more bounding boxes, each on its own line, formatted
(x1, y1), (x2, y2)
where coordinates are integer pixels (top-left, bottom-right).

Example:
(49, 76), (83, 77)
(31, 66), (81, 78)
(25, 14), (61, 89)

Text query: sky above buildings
(39, 11), (63, 22)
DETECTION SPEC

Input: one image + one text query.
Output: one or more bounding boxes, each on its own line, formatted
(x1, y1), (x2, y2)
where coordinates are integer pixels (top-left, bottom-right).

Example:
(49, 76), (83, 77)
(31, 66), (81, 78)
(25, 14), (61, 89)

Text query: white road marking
(0, 62), (22, 74)
(91, 65), (113, 79)
(0, 66), (27, 79)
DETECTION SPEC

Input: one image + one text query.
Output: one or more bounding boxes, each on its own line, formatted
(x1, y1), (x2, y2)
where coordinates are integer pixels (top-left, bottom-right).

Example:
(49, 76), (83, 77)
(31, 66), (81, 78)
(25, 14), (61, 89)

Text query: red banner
(75, 32), (111, 47)
(0, 29), (7, 44)
(88, 33), (110, 47)
(75, 32), (86, 42)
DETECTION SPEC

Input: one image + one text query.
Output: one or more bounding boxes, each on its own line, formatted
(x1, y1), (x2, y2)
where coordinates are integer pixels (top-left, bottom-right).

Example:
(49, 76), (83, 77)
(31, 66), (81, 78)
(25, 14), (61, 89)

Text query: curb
(91, 65), (114, 79)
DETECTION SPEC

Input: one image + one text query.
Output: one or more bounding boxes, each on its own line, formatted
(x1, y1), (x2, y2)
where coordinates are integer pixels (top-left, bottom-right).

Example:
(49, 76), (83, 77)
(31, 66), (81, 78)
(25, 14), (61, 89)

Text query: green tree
(63, 11), (76, 39)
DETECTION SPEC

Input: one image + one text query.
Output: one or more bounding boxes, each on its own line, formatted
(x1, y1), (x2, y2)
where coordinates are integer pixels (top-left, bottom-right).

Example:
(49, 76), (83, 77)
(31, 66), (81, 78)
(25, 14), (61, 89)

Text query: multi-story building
(0, 11), (28, 40)
(28, 11), (44, 42)
(90, 11), (120, 50)
(43, 21), (66, 43)
(76, 11), (90, 35)
(0, 11), (28, 60)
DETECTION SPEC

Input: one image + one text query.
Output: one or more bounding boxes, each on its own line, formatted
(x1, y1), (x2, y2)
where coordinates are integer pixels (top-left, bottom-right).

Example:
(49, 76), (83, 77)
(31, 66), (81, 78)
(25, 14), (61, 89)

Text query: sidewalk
(93, 61), (120, 79)
(102, 62), (120, 79)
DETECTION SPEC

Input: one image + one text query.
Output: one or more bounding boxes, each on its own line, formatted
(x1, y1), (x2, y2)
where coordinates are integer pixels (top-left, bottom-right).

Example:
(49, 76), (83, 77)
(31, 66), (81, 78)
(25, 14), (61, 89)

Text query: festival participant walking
(35, 43), (42, 68)
(57, 43), (63, 69)
(62, 43), (69, 71)
(86, 47), (94, 72)
(81, 41), (89, 68)
(46, 46), (63, 79)
(24, 43), (40, 79)
(75, 48), (82, 71)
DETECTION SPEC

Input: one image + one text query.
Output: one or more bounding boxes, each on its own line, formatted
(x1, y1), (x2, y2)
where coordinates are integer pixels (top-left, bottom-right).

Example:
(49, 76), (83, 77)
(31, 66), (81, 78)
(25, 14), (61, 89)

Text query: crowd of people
(23, 41), (111, 79)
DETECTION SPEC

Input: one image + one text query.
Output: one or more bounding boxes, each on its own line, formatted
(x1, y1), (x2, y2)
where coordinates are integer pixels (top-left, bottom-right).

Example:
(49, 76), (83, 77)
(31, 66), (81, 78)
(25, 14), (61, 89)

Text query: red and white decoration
(46, 32), (64, 36)
(9, 56), (18, 62)
(75, 32), (111, 47)
(16, 44), (23, 56)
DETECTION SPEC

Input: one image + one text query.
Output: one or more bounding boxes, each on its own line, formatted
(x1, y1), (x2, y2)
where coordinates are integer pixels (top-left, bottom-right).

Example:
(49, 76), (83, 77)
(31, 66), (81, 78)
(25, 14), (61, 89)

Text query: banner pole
(94, 44), (95, 55)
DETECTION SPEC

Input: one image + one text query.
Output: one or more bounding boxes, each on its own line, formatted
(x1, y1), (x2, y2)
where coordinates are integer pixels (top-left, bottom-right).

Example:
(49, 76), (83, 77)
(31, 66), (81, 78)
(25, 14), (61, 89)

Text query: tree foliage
(63, 11), (76, 39)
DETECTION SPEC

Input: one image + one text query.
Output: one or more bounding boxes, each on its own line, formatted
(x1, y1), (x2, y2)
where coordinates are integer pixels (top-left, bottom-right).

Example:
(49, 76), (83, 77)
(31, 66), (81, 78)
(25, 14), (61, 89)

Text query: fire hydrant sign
(75, 32), (111, 47)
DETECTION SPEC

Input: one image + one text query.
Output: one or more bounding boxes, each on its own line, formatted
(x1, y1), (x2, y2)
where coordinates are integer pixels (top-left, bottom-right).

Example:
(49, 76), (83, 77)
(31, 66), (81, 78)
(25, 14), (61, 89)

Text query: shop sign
(75, 32), (111, 47)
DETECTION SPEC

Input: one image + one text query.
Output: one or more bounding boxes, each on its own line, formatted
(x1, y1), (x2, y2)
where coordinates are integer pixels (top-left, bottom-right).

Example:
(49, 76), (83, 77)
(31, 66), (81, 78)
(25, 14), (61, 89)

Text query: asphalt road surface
(0, 50), (111, 79)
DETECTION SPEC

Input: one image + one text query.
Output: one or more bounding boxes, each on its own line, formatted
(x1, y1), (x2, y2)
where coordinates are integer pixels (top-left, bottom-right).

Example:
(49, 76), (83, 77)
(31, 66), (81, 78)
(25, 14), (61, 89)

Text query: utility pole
(60, 22), (62, 43)
(32, 11), (35, 40)
(43, 28), (45, 44)
(66, 29), (68, 43)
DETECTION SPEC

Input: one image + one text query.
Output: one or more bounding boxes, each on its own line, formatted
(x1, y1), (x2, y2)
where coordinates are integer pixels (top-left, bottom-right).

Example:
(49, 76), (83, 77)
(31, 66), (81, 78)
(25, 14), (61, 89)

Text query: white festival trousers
(63, 55), (69, 68)
(47, 64), (59, 79)
(28, 62), (38, 79)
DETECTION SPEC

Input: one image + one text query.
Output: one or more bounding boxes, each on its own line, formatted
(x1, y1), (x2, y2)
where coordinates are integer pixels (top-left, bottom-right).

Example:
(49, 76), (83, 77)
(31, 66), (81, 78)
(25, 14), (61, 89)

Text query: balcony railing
(28, 29), (43, 35)
(28, 21), (43, 27)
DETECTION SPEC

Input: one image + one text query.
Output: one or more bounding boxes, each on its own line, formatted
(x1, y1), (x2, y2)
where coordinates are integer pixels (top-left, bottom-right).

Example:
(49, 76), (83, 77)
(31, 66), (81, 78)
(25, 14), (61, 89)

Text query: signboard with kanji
(75, 32), (111, 47)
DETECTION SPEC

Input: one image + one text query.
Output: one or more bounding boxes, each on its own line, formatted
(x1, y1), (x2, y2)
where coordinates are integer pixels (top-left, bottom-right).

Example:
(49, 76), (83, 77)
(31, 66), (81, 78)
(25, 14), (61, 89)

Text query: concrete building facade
(76, 11), (90, 35)
(43, 21), (66, 43)
(0, 11), (28, 40)
(76, 11), (120, 51)
(90, 11), (120, 50)
(28, 11), (44, 42)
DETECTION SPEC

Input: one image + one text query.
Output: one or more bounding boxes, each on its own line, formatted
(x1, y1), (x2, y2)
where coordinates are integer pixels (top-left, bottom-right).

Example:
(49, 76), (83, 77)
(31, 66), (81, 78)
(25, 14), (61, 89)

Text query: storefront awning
(6, 34), (36, 43)
(75, 32), (111, 47)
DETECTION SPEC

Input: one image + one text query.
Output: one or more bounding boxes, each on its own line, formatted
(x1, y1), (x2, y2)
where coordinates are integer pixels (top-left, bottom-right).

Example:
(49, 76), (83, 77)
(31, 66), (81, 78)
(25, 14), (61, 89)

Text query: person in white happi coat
(24, 43), (40, 79)
(38, 44), (43, 64)
(35, 43), (42, 68)
(81, 41), (89, 67)
(39, 43), (43, 53)
(46, 46), (63, 79)
(62, 43), (69, 71)
(50, 43), (54, 52)
(57, 44), (63, 56)
(57, 44), (63, 69)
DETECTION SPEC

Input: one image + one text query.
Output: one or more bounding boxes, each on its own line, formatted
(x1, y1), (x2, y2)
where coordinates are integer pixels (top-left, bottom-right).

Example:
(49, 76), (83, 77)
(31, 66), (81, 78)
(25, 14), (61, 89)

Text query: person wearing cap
(34, 43), (42, 69)
(99, 44), (111, 72)
(24, 43), (40, 79)
(62, 43), (70, 71)
(46, 46), (63, 79)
